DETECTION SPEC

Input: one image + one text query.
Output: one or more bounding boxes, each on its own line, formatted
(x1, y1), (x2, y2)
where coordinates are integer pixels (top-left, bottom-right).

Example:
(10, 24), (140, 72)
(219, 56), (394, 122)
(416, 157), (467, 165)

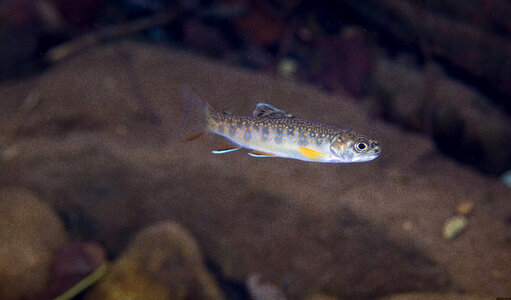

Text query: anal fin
(298, 147), (327, 160)
(248, 151), (275, 158)
(212, 143), (241, 154)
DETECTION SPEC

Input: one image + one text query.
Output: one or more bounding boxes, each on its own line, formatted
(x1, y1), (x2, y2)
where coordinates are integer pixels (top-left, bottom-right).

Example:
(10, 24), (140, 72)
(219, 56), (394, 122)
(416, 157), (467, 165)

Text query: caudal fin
(180, 86), (215, 141)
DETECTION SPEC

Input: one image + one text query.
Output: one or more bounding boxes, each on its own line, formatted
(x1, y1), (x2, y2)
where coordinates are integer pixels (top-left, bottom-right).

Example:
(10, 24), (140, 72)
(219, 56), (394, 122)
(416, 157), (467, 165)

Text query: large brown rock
(0, 187), (67, 299)
(85, 222), (223, 300)
(0, 42), (510, 298)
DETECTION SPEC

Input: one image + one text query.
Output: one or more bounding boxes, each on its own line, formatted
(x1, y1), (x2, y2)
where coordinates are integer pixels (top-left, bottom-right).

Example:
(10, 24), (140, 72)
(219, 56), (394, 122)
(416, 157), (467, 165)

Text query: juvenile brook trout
(181, 87), (381, 163)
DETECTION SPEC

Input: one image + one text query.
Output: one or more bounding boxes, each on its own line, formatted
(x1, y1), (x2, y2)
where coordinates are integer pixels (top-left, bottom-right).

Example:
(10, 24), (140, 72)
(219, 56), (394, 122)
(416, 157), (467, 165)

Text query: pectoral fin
(248, 151), (275, 157)
(298, 147), (327, 160)
(212, 144), (242, 154)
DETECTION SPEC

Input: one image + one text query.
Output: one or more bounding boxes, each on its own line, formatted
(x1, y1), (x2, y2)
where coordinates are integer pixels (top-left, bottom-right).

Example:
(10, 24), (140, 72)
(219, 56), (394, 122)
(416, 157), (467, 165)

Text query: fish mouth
(371, 142), (382, 156)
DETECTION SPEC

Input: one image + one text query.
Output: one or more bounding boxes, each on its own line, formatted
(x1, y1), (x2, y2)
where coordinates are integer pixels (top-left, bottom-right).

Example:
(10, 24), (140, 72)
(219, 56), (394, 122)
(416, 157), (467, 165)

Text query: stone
(442, 216), (468, 240)
(246, 274), (286, 300)
(378, 292), (491, 300)
(85, 222), (223, 300)
(0, 187), (67, 299)
(36, 241), (107, 299)
(456, 202), (474, 216)
(304, 293), (339, 300)
(372, 58), (511, 175)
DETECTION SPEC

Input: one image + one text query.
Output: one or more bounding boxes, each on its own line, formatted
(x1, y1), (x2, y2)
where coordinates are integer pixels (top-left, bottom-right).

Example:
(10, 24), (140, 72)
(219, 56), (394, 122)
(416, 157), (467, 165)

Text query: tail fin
(180, 86), (215, 141)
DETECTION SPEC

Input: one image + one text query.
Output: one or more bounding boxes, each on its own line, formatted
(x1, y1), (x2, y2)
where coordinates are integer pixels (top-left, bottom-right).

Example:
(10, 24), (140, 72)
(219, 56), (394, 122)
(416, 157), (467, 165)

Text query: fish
(180, 87), (381, 163)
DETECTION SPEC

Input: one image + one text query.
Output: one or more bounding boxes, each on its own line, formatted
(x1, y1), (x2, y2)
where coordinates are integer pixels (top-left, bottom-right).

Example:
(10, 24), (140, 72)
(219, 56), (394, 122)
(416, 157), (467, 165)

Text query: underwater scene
(0, 1), (510, 299)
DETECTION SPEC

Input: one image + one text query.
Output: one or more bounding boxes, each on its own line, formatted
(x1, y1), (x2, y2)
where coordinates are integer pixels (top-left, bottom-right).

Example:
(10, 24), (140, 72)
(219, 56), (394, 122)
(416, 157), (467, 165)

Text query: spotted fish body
(181, 88), (381, 163)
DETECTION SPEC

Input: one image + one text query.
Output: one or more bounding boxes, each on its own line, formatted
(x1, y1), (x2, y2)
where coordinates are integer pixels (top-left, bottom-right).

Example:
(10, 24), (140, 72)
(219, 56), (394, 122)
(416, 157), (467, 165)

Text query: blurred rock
(246, 274), (286, 300)
(0, 187), (67, 300)
(455, 202), (474, 216)
(233, 0), (286, 46)
(304, 293), (339, 300)
(406, 0), (511, 36)
(85, 222), (223, 300)
(313, 28), (373, 97)
(52, 241), (106, 280)
(277, 58), (298, 78)
(37, 241), (107, 300)
(442, 216), (467, 241)
(51, 0), (105, 30)
(373, 58), (511, 175)
(378, 292), (491, 300)
(183, 19), (231, 57)
(342, 0), (511, 112)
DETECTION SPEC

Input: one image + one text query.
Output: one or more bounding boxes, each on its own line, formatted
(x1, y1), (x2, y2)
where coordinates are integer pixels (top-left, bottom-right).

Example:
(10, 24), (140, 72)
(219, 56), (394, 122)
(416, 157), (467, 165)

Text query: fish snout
(371, 141), (382, 155)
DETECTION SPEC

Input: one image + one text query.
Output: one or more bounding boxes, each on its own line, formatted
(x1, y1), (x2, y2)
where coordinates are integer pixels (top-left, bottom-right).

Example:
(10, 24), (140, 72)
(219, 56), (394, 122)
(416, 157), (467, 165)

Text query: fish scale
(181, 87), (381, 163)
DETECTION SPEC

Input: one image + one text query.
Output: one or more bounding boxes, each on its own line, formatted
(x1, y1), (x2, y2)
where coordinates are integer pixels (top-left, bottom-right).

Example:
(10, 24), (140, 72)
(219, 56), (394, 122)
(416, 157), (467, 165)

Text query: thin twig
(53, 264), (108, 300)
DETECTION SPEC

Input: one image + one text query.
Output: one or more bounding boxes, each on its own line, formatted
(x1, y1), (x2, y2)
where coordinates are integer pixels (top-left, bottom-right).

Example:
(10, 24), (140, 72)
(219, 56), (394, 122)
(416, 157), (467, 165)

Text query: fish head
(330, 132), (381, 163)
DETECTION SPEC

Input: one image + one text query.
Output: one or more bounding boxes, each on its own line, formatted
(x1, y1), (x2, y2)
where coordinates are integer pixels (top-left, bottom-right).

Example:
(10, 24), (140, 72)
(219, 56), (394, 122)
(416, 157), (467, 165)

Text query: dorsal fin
(252, 103), (295, 119)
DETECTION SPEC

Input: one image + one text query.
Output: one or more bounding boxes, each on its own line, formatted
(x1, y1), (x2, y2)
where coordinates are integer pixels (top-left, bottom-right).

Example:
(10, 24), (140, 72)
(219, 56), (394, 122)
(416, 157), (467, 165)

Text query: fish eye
(355, 142), (368, 152)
